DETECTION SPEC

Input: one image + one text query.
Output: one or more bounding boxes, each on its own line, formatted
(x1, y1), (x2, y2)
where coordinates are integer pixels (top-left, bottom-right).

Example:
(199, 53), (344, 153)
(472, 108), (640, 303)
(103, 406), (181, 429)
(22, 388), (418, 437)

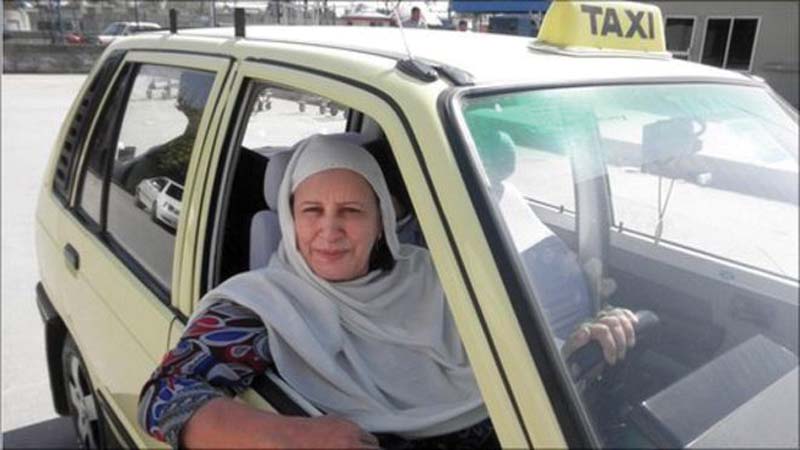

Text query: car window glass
(106, 64), (214, 291)
(241, 83), (347, 150)
(166, 183), (183, 201)
(77, 62), (134, 224)
(594, 84), (798, 278)
(461, 85), (799, 449)
(463, 92), (577, 216)
(102, 23), (125, 35)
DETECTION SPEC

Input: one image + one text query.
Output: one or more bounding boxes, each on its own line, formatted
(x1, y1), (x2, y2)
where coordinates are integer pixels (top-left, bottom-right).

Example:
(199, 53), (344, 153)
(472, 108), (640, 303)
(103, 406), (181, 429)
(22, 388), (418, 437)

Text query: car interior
(520, 126), (799, 448)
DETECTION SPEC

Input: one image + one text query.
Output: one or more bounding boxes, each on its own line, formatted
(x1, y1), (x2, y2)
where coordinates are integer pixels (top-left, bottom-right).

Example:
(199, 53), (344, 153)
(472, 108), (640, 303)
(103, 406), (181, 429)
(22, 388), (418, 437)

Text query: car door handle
(64, 244), (80, 271)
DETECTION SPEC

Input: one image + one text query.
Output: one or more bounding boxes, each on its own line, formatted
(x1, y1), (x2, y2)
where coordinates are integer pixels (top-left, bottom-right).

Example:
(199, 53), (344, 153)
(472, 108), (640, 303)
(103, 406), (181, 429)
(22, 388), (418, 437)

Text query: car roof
(119, 25), (750, 87)
(110, 21), (161, 27)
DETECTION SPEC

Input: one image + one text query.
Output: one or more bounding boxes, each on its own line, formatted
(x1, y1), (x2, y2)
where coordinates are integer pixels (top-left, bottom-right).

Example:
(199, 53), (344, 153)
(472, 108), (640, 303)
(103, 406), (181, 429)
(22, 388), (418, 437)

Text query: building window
(665, 17), (695, 60)
(727, 19), (759, 70)
(701, 18), (759, 71)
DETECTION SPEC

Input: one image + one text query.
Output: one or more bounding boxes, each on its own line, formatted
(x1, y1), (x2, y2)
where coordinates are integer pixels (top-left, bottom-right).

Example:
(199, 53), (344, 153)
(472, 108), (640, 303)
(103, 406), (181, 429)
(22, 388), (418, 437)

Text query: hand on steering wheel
(563, 310), (659, 385)
(563, 308), (639, 366)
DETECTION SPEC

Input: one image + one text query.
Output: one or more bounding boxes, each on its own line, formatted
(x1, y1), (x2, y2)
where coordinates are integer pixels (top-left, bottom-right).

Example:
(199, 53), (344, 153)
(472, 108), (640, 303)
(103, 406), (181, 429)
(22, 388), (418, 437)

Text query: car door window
(109, 64), (214, 290)
(242, 83), (347, 149)
(76, 63), (215, 293)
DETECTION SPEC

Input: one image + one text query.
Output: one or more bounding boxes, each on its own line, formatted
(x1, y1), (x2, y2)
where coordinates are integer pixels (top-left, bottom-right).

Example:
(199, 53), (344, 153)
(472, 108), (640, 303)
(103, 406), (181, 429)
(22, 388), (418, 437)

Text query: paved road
(2, 74), (86, 446)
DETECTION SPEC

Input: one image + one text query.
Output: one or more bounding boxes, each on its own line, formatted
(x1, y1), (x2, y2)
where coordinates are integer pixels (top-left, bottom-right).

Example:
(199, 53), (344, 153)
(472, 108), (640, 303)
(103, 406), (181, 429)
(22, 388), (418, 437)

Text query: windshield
(459, 83), (799, 448)
(166, 184), (183, 201)
(101, 23), (126, 35)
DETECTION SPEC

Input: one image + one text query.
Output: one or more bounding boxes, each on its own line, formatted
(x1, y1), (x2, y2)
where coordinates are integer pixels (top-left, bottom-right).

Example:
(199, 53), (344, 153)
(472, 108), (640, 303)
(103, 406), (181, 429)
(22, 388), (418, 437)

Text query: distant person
(402, 6), (427, 29)
(457, 19), (469, 32)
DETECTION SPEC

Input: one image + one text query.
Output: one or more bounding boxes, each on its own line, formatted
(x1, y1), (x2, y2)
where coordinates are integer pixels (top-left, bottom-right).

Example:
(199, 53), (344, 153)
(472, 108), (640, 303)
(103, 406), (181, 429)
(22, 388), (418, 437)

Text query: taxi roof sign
(531, 1), (670, 58)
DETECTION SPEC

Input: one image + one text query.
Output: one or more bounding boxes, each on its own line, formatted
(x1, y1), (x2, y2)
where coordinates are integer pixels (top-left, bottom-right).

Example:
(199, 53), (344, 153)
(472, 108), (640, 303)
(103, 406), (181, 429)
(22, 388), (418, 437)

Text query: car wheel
(62, 336), (105, 450)
(151, 201), (158, 222)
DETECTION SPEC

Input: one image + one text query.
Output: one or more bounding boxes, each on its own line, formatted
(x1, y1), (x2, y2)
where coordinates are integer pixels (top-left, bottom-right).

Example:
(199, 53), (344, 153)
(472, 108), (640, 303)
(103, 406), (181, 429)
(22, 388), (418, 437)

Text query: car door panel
(58, 51), (232, 445)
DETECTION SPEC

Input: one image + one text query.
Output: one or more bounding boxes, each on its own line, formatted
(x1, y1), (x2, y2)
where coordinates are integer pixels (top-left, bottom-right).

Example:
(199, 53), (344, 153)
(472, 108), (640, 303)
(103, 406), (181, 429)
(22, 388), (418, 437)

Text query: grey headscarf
(195, 134), (486, 437)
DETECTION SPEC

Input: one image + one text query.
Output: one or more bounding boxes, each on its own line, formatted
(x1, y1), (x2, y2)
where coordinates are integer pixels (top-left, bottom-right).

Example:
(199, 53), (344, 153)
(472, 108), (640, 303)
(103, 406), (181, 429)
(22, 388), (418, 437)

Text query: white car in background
(97, 21), (161, 45)
(135, 176), (183, 230)
(154, 182), (183, 230)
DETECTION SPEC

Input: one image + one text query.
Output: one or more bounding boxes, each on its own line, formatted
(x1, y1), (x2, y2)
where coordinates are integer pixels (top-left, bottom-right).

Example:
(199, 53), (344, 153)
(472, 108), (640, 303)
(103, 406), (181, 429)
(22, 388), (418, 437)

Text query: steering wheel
(566, 310), (660, 386)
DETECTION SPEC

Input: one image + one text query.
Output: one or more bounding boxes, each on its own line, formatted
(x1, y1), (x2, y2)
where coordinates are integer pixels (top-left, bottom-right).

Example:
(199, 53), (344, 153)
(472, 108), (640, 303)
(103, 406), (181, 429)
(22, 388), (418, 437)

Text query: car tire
(62, 335), (105, 450)
(151, 201), (158, 222)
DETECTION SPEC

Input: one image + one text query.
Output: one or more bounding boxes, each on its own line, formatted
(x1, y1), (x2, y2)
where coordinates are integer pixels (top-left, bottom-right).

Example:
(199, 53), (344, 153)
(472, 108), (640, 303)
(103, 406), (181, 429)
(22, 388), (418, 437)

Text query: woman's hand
(562, 307), (639, 365)
(181, 397), (379, 449)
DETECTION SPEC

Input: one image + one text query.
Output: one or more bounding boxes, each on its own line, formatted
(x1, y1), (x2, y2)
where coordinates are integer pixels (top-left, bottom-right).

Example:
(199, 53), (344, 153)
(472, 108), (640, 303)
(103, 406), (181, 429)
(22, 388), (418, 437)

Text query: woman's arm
(138, 300), (274, 446)
(182, 398), (379, 449)
(138, 300), (377, 449)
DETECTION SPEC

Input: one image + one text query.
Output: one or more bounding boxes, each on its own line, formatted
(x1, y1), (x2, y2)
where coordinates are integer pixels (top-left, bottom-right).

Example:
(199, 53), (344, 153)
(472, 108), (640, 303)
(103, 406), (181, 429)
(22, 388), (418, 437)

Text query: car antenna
(169, 8), (178, 34)
(392, 5), (437, 83)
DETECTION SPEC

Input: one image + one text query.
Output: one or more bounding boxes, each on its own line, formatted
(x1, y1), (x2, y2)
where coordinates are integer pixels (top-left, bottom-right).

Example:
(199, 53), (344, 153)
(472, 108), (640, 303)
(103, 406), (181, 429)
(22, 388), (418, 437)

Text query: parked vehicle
(153, 182), (182, 230)
(35, 2), (798, 449)
(135, 177), (183, 230)
(64, 31), (88, 44)
(134, 176), (168, 210)
(97, 21), (161, 45)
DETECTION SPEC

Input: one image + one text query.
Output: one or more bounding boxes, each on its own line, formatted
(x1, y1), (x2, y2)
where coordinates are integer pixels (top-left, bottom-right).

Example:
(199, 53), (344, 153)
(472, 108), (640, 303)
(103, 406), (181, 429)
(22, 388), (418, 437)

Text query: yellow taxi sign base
(531, 1), (671, 58)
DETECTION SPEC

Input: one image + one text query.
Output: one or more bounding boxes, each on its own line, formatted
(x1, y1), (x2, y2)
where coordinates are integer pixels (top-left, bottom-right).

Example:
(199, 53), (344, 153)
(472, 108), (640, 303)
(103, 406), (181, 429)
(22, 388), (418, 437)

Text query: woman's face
(293, 169), (382, 281)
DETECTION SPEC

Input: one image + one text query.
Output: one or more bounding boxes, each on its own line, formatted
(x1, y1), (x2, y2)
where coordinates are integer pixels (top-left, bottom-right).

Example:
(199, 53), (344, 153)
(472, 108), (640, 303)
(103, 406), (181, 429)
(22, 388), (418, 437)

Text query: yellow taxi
(35, 1), (798, 448)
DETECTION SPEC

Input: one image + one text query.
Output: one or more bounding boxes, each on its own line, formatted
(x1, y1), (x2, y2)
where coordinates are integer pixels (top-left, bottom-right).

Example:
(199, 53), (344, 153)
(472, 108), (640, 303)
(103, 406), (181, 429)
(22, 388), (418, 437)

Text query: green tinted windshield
(460, 83), (799, 449)
(463, 84), (798, 278)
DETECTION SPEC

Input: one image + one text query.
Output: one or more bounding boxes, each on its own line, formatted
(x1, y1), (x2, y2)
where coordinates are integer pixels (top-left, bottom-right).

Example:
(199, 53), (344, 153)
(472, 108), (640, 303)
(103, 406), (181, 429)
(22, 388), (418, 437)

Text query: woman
(139, 134), (493, 449)
(138, 134), (636, 449)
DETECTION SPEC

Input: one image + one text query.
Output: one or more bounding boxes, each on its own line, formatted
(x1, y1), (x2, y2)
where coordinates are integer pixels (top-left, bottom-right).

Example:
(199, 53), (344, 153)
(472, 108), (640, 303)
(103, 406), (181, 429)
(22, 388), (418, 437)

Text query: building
(652, 1), (798, 107)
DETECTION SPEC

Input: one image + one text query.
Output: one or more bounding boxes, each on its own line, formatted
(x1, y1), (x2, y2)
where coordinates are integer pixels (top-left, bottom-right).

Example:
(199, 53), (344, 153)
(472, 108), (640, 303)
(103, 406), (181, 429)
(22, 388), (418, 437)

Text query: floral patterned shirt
(137, 300), (498, 449)
(138, 300), (271, 448)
